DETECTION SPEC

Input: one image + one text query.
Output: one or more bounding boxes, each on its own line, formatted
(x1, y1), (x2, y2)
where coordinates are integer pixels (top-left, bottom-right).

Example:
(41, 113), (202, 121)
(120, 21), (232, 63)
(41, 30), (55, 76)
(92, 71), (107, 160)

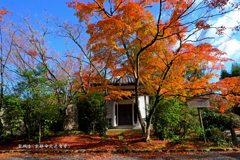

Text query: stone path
(3, 152), (240, 160)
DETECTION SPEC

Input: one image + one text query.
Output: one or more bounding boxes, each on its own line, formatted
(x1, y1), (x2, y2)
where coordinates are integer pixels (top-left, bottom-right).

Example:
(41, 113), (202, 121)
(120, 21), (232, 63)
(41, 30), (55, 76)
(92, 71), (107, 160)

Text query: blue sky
(1, 0), (77, 22)
(1, 0), (240, 82)
(1, 0), (84, 68)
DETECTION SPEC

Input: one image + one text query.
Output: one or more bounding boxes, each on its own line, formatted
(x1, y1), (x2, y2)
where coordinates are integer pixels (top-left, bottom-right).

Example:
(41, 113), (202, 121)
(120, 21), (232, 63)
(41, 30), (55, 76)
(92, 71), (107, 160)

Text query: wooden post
(198, 108), (206, 143)
(186, 97), (210, 143)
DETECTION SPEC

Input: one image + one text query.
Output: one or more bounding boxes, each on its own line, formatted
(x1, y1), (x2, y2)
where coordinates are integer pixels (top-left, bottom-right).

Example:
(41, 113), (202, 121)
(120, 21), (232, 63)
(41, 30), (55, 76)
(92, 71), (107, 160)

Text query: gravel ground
(3, 152), (240, 160)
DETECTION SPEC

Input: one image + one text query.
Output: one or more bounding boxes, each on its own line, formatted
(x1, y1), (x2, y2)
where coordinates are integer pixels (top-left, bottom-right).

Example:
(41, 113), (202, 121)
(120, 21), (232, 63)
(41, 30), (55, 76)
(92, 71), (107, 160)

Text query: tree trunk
(145, 125), (151, 141)
(0, 27), (4, 136)
(143, 96), (161, 142)
(141, 125), (146, 138)
(39, 106), (41, 145)
(134, 56), (147, 140)
(23, 117), (30, 140)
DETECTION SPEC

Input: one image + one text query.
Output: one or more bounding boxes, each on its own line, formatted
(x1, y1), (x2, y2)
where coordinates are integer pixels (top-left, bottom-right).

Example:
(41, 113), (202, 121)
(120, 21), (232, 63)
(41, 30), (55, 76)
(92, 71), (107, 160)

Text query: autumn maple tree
(67, 0), (239, 141)
(0, 8), (9, 21)
(0, 7), (11, 134)
(208, 63), (240, 113)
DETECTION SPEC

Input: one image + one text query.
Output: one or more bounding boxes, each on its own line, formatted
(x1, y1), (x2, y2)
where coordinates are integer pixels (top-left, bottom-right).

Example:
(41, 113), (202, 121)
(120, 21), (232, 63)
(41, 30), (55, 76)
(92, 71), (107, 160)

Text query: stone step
(106, 129), (142, 134)
(224, 130), (240, 137)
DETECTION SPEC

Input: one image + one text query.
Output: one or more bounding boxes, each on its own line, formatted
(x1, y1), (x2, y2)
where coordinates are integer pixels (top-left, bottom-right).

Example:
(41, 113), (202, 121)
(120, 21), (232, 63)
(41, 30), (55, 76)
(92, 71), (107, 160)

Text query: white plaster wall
(138, 96), (146, 118)
(113, 102), (117, 127)
(106, 100), (113, 119)
(133, 96), (149, 128)
(146, 96), (149, 116)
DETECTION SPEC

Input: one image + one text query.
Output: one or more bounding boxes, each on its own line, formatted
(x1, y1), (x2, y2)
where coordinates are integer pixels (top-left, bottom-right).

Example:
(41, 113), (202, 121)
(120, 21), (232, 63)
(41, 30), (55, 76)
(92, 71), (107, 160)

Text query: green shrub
(194, 126), (205, 139)
(0, 132), (13, 144)
(194, 109), (235, 146)
(202, 109), (232, 131)
(152, 97), (180, 140)
(76, 92), (108, 136)
(152, 97), (198, 140)
(171, 136), (184, 144)
(205, 126), (226, 146)
(2, 66), (62, 141)
(118, 135), (124, 140)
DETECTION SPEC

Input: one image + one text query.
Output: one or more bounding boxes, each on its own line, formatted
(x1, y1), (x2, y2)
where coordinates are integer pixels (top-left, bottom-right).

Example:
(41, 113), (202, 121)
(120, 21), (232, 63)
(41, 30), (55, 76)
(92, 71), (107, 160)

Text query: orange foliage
(28, 50), (39, 56)
(196, 20), (210, 30)
(0, 7), (11, 25)
(68, 0), (238, 104)
(0, 7), (10, 19)
(213, 77), (240, 112)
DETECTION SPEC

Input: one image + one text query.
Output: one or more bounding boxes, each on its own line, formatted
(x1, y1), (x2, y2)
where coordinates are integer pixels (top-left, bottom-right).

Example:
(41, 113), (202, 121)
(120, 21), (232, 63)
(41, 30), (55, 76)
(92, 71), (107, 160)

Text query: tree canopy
(221, 63), (240, 80)
(67, 0), (240, 141)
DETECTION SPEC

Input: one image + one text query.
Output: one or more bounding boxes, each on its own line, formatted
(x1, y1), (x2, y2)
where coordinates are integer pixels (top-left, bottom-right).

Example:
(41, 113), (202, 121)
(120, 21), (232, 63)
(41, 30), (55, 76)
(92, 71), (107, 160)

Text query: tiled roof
(110, 76), (135, 84)
(108, 76), (148, 94)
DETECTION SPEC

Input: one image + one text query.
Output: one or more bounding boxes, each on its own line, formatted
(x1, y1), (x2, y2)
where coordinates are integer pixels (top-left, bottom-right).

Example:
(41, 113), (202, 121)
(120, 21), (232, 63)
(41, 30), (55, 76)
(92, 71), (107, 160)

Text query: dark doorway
(118, 104), (132, 125)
